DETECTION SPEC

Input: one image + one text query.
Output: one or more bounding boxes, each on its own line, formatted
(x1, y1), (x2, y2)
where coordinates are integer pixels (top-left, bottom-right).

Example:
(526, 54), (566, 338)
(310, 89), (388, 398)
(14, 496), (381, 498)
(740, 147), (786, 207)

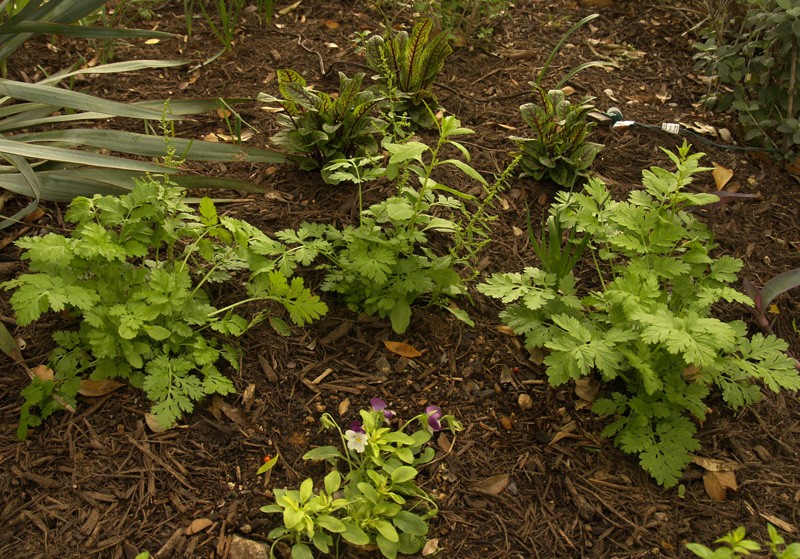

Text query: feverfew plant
(3, 173), (326, 438)
(261, 398), (462, 559)
(478, 141), (800, 486)
(262, 115), (509, 333)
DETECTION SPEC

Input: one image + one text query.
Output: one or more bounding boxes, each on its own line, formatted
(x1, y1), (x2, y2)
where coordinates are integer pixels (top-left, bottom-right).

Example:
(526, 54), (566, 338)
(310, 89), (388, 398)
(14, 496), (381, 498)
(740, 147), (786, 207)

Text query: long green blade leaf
(0, 169), (275, 201)
(0, 80), (178, 120)
(36, 60), (190, 86)
(11, 129), (288, 163)
(5, 22), (173, 39)
(0, 138), (167, 172)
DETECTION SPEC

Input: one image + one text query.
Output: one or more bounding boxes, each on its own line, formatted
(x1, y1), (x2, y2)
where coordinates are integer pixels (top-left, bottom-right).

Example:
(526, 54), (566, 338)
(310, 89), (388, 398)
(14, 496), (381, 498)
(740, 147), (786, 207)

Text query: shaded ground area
(1, 0), (799, 558)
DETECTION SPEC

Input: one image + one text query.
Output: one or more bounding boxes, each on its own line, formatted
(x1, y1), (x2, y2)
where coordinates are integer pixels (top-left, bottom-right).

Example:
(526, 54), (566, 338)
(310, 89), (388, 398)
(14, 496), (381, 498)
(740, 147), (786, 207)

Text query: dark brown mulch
(1, 1), (799, 558)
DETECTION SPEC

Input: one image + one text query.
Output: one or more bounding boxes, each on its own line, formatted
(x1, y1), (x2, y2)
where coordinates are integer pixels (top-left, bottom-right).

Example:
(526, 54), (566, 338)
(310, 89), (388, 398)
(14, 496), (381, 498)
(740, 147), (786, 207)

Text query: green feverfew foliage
(478, 141), (800, 486)
(258, 69), (387, 183)
(3, 176), (326, 439)
(258, 116), (508, 334)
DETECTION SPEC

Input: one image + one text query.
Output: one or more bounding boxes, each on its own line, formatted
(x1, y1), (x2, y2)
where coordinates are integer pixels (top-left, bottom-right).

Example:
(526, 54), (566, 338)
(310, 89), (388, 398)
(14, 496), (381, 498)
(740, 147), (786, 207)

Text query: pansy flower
(425, 405), (443, 433)
(370, 397), (395, 420)
(345, 420), (368, 453)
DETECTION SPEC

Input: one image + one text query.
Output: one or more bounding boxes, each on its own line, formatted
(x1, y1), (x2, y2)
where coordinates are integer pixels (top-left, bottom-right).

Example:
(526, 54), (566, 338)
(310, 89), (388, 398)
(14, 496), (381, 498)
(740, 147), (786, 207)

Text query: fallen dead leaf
(495, 325), (515, 336)
(144, 38), (160, 45)
(712, 163), (734, 191)
(548, 420), (577, 445)
(186, 518), (212, 535)
(22, 208), (45, 223)
(277, 0), (302, 16)
(500, 365), (514, 383)
(472, 474), (510, 495)
(145, 413), (175, 433)
(338, 398), (350, 416)
(703, 470), (738, 501)
(438, 432), (451, 452)
(32, 364), (54, 381)
(574, 378), (600, 403)
(383, 340), (422, 358)
(768, 304), (780, 314)
(242, 383), (256, 409)
(323, 20), (339, 28)
(421, 539), (439, 556)
(691, 455), (742, 472)
(759, 513), (795, 533)
(512, 225), (524, 236)
(78, 379), (124, 397)
(518, 393), (533, 410)
(485, 121), (517, 131)
(561, 86), (576, 96)
(500, 417), (514, 430)
(529, 347), (544, 365)
(212, 396), (261, 433)
(324, 42), (339, 49)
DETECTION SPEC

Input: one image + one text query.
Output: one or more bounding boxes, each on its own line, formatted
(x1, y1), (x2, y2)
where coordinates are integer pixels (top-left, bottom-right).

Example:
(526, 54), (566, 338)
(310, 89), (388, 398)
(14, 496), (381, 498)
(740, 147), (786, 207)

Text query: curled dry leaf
(438, 432), (452, 452)
(212, 396), (261, 433)
(703, 470), (738, 501)
(528, 346), (544, 365)
(495, 324), (515, 336)
(518, 393), (533, 410)
(382, 340), (422, 358)
(186, 518), (212, 535)
(712, 163), (734, 191)
(574, 378), (600, 403)
(323, 20), (339, 28)
(471, 474), (510, 495)
(338, 398), (350, 416)
(145, 413), (175, 433)
(691, 455), (742, 472)
(759, 513), (795, 534)
(32, 364), (54, 381)
(78, 379), (124, 397)
(421, 538), (439, 556)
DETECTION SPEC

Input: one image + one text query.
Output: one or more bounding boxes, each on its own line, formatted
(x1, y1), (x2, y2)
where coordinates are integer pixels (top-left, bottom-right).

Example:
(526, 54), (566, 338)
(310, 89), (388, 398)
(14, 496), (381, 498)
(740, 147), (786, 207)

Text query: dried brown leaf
(574, 378), (599, 403)
(691, 455), (741, 472)
(78, 379), (124, 397)
(186, 518), (212, 535)
(495, 325), (515, 336)
(759, 514), (795, 533)
(323, 20), (339, 28)
(713, 163), (734, 191)
(212, 396), (260, 433)
(471, 474), (510, 495)
(438, 432), (452, 452)
(32, 364), (54, 381)
(703, 470), (738, 501)
(383, 340), (422, 358)
(145, 413), (175, 433)
(338, 398), (351, 416)
(421, 538), (439, 556)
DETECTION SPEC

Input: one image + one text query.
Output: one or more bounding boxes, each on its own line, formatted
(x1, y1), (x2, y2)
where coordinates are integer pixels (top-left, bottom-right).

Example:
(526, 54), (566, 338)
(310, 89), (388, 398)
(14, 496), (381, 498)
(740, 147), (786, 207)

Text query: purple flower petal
(349, 420), (365, 434)
(370, 398), (386, 411)
(426, 406), (442, 432)
(383, 409), (395, 420)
